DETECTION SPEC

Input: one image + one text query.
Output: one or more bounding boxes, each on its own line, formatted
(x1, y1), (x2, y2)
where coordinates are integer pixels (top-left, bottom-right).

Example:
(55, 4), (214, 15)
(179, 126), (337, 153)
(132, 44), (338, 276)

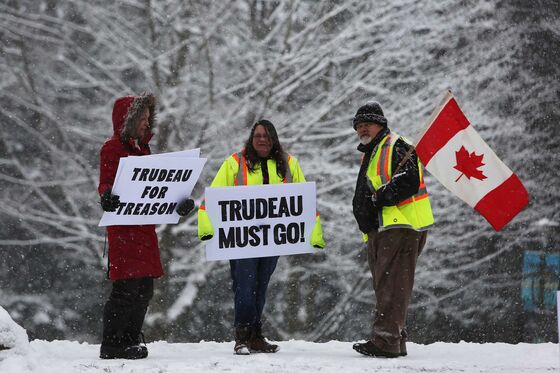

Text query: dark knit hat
(352, 101), (388, 130)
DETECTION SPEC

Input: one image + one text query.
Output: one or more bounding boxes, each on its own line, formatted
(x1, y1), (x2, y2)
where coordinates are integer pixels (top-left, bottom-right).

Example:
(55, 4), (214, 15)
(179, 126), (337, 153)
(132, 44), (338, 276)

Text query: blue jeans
(230, 256), (279, 327)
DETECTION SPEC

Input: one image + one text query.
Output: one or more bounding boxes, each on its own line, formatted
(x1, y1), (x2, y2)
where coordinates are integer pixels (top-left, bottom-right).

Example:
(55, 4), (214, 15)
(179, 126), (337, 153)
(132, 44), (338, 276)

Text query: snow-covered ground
(0, 339), (558, 373)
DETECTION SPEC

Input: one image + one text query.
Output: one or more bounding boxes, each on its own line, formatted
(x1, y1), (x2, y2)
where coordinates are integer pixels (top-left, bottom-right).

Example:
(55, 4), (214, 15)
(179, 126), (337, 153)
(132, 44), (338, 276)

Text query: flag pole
(392, 90), (454, 177)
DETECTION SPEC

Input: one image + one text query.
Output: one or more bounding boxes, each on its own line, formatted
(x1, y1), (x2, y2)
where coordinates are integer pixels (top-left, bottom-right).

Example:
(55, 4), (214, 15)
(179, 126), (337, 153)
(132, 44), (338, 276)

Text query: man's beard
(359, 135), (372, 145)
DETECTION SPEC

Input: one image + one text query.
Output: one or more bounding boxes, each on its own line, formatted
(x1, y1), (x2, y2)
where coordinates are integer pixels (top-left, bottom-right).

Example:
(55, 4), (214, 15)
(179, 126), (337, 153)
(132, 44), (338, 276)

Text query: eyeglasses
(253, 134), (270, 140)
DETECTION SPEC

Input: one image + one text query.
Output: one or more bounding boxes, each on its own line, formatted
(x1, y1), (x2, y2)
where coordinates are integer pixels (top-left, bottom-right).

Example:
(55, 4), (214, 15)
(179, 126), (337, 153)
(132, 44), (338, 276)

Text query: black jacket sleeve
(375, 138), (420, 206)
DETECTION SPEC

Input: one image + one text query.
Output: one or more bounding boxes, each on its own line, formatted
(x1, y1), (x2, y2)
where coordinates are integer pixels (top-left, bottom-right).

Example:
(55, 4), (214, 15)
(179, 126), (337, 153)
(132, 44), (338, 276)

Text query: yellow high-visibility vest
(366, 132), (434, 233)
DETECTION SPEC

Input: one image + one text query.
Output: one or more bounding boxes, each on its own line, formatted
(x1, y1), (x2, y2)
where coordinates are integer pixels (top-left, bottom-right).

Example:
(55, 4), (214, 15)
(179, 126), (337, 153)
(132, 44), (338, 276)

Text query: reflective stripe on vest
(397, 167), (429, 207)
(365, 133), (397, 193)
(377, 133), (399, 185)
(232, 152), (248, 186)
(233, 151), (292, 186)
(368, 132), (434, 231)
(284, 155), (292, 183)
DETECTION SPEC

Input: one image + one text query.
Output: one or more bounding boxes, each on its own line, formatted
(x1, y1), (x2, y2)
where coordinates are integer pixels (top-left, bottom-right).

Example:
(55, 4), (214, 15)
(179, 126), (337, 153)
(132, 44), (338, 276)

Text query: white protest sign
(99, 154), (206, 226)
(204, 182), (317, 261)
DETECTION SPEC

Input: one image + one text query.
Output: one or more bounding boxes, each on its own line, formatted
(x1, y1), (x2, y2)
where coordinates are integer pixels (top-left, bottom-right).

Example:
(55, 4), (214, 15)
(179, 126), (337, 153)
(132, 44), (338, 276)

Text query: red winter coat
(98, 94), (164, 281)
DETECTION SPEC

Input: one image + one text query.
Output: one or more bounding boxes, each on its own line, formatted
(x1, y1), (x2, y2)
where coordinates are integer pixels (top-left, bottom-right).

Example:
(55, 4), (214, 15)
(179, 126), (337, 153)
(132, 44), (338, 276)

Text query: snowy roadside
(0, 340), (558, 373)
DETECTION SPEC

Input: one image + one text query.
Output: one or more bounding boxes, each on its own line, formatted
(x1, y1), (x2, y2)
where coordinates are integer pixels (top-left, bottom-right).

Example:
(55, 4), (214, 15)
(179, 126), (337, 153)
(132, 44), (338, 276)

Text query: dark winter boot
(124, 331), (148, 356)
(249, 323), (279, 353)
(352, 340), (400, 358)
(100, 330), (148, 359)
(234, 326), (252, 355)
(100, 344), (148, 359)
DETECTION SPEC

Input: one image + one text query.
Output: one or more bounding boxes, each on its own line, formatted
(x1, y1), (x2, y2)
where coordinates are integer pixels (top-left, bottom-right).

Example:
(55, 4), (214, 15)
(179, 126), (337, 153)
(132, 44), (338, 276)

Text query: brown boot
(352, 340), (400, 358)
(234, 326), (251, 355)
(249, 323), (279, 353)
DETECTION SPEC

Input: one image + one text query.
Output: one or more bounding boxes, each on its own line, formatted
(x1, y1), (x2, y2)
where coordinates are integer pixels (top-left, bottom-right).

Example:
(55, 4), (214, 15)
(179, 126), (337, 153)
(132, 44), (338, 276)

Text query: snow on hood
(111, 92), (156, 145)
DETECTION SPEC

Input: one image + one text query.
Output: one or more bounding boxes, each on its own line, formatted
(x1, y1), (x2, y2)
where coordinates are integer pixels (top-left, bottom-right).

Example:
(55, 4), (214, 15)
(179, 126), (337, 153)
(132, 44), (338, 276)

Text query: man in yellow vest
(351, 101), (434, 358)
(198, 119), (325, 355)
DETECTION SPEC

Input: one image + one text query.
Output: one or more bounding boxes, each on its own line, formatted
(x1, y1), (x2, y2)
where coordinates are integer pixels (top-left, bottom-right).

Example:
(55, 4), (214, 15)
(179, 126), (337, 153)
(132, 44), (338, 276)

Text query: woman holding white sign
(198, 119), (325, 355)
(98, 93), (195, 359)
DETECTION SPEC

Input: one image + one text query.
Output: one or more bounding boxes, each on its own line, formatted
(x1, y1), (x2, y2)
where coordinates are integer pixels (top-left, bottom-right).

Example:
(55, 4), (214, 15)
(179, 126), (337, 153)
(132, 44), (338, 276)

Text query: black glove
(176, 198), (195, 216)
(100, 189), (120, 212)
(376, 183), (397, 207)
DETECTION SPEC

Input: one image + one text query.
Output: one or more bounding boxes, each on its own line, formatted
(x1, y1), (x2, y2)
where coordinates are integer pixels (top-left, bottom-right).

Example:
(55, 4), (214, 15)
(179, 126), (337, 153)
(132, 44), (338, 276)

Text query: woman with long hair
(198, 119), (325, 355)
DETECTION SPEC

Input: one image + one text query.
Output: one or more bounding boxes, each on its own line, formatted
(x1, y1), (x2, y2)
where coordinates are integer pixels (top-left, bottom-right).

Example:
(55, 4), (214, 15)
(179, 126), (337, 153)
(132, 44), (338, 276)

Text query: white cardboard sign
(203, 182), (317, 261)
(99, 153), (206, 226)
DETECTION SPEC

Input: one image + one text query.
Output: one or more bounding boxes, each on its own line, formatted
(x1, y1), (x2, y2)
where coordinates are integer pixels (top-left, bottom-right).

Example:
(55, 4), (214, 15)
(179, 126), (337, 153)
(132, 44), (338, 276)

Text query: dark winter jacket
(98, 94), (164, 281)
(352, 127), (420, 234)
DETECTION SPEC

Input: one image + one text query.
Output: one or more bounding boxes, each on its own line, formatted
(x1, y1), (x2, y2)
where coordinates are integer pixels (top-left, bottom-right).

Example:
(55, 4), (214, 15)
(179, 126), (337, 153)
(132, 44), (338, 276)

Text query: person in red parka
(98, 92), (194, 359)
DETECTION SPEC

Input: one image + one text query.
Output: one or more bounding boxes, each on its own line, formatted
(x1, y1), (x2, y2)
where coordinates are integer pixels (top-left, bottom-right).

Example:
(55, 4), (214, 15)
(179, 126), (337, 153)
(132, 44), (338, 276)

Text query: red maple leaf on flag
(454, 145), (487, 182)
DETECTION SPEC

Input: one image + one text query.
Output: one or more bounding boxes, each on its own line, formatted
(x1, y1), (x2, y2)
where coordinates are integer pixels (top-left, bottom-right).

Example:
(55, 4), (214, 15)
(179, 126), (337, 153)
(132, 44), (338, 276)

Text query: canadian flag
(415, 91), (529, 231)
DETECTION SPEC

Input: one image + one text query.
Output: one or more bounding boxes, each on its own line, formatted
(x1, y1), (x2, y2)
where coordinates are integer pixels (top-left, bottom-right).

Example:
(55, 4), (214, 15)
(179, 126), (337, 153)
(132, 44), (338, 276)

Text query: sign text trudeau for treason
(113, 167), (193, 216)
(218, 196), (305, 249)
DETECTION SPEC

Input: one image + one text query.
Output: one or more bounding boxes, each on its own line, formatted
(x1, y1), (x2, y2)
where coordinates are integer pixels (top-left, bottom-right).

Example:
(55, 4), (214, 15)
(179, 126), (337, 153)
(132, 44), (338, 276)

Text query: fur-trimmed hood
(111, 92), (156, 144)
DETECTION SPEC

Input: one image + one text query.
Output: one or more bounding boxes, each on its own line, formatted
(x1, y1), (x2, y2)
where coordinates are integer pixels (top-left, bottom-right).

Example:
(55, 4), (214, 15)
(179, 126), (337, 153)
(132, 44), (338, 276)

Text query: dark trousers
(230, 256), (279, 327)
(367, 228), (427, 354)
(102, 277), (154, 347)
